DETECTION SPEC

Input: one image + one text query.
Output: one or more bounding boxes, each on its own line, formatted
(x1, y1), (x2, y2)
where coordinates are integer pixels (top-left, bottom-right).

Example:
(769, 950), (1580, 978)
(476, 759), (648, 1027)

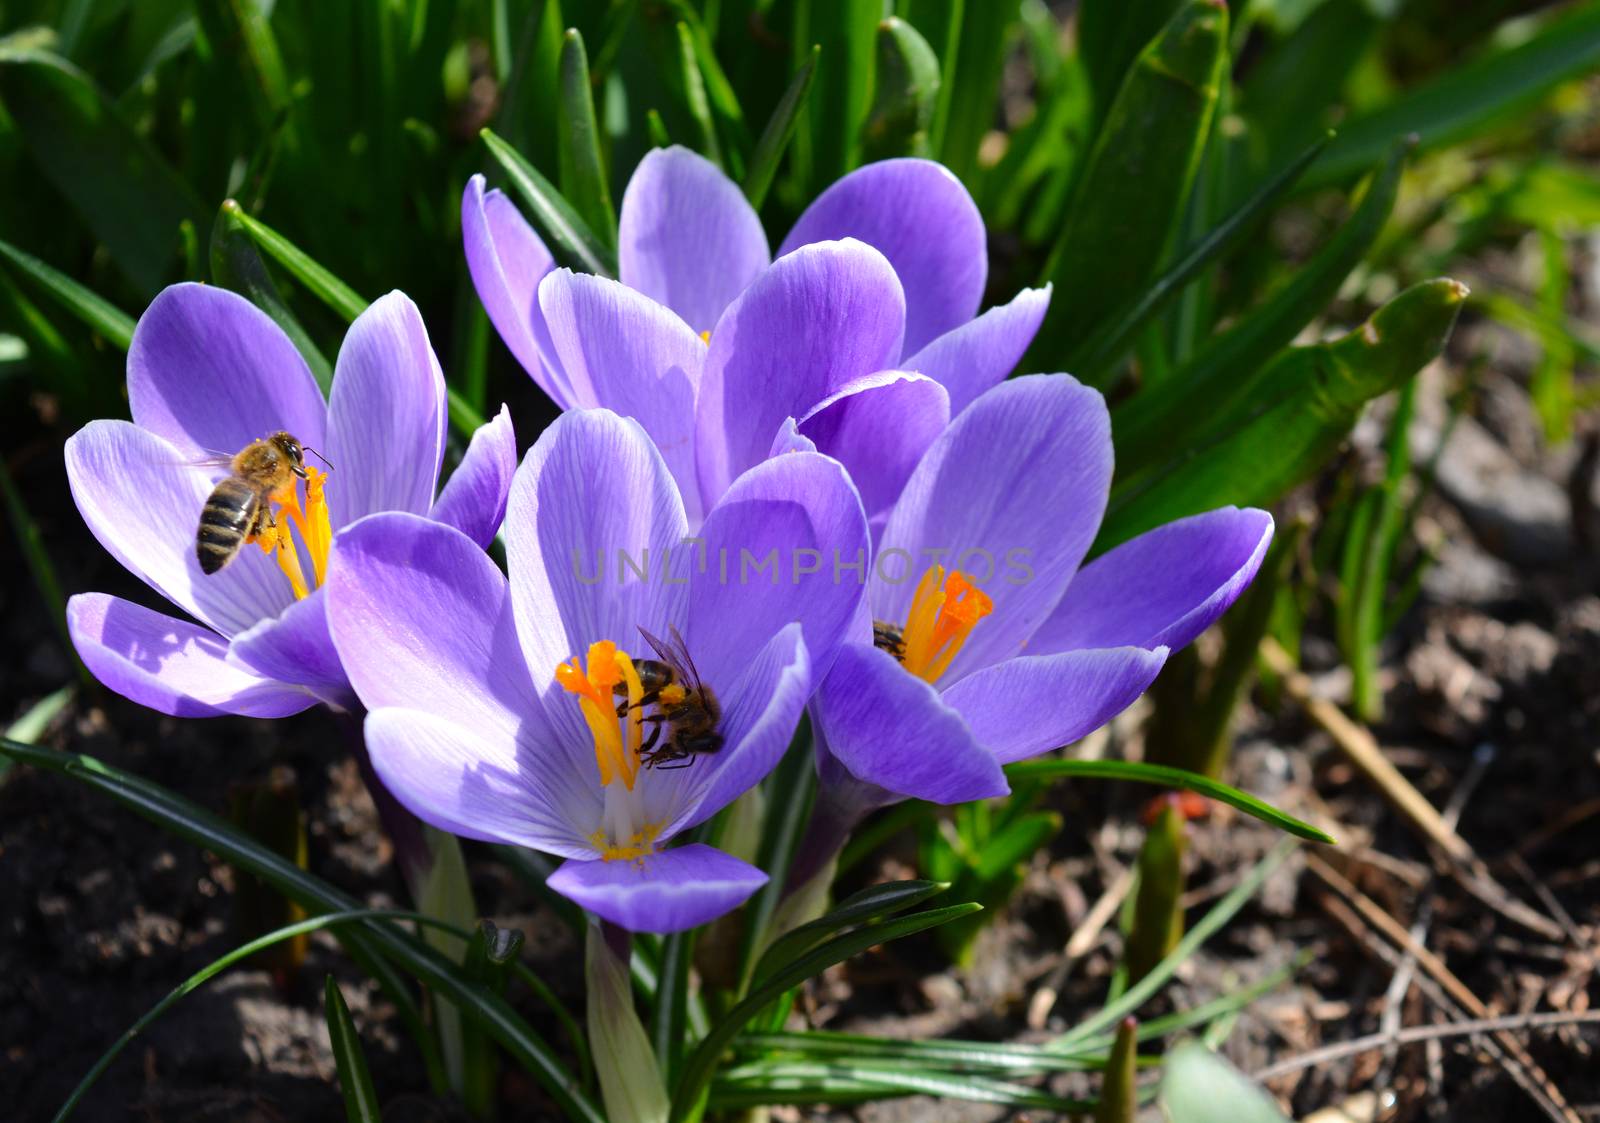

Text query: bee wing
(665, 624), (711, 701)
(155, 449), (237, 474)
(636, 625), (678, 667)
(636, 625), (707, 695)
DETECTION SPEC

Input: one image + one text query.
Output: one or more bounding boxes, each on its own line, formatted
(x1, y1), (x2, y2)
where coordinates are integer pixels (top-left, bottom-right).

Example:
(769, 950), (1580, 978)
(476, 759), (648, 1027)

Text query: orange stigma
(557, 642), (667, 862)
(897, 565), (994, 683)
(250, 465), (333, 601)
(556, 641), (645, 791)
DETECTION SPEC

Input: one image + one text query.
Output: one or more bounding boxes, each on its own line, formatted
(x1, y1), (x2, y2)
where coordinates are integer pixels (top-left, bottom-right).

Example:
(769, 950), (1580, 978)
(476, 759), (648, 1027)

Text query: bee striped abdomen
(196, 476), (260, 574)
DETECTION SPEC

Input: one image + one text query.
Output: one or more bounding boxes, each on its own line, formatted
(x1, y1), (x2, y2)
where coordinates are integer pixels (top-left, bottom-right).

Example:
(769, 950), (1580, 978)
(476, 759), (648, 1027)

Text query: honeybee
(195, 431), (308, 575)
(614, 625), (723, 769)
(873, 620), (906, 662)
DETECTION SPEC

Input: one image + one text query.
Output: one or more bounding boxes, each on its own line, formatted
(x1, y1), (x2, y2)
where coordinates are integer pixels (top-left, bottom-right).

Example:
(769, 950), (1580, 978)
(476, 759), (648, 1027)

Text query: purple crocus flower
(463, 148), (1049, 524)
(63, 284), (516, 718)
(323, 408), (869, 932)
(809, 374), (1275, 819)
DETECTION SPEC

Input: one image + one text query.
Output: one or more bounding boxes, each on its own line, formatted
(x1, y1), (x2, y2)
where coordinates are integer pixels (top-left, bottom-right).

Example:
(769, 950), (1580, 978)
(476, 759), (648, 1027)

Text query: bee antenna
(302, 446), (335, 471)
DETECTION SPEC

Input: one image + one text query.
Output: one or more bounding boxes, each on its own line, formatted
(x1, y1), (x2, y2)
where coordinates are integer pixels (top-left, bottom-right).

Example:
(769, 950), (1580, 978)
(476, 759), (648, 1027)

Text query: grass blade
(651, 928), (695, 1087)
(1112, 137), (1410, 479)
(0, 740), (605, 1123)
(753, 879), (949, 985)
(53, 906), (442, 1123)
(734, 728), (817, 994)
(791, 0), (879, 191)
(712, 1058), (1095, 1112)
(210, 200), (333, 393)
(0, 47), (204, 296)
(557, 28), (617, 248)
(225, 208), (368, 323)
(0, 459), (87, 685)
(1102, 277), (1466, 547)
(671, 902), (983, 1121)
(935, 0), (1020, 182)
(1031, 0), (1228, 370)
(1076, 0), (1180, 125)
(1052, 840), (1295, 1049)
(1004, 759), (1333, 843)
(1069, 130), (1334, 380)
(1302, 2), (1600, 192)
(325, 975), (383, 1123)
(860, 16), (941, 162)
(481, 126), (618, 277)
(0, 236), (136, 350)
(675, 20), (723, 168)
(743, 44), (820, 209)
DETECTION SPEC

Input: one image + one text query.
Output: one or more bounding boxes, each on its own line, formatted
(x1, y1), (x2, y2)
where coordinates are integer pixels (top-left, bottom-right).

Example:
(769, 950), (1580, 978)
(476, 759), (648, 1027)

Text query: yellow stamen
(614, 648), (644, 762)
(589, 821), (661, 863)
(556, 641), (638, 790)
(556, 640), (650, 792)
(246, 466), (334, 601)
(699, 330), (711, 345)
(897, 565), (994, 683)
(559, 643), (673, 862)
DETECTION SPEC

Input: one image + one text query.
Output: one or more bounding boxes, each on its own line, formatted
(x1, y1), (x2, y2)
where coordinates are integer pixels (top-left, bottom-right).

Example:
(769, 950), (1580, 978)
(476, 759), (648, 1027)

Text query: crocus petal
(1031, 508), (1275, 656)
(65, 420), (296, 636)
(503, 410), (690, 767)
(227, 588), (350, 698)
(695, 239), (905, 509)
(538, 270), (706, 523)
(810, 642), (1008, 803)
(363, 707), (595, 858)
(663, 623), (811, 836)
(940, 646), (1169, 765)
(67, 593), (314, 718)
(902, 286), (1051, 416)
(779, 159), (985, 355)
(126, 283), (326, 459)
(617, 146), (770, 333)
(797, 370), (949, 522)
(462, 175), (571, 405)
(327, 512), (540, 743)
(324, 291), (447, 528)
(875, 375), (1112, 682)
(431, 404), (517, 547)
(548, 844), (767, 933)
(687, 450), (868, 690)
(768, 417), (818, 457)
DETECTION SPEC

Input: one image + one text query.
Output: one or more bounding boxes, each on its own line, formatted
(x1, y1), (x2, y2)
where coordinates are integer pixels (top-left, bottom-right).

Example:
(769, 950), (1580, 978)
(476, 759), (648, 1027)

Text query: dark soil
(3, 314), (1598, 1121)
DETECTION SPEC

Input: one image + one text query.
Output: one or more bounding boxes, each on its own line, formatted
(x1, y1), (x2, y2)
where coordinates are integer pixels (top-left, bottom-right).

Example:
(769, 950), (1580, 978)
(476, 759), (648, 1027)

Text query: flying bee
(873, 620), (906, 662)
(195, 431), (307, 575)
(613, 625), (723, 769)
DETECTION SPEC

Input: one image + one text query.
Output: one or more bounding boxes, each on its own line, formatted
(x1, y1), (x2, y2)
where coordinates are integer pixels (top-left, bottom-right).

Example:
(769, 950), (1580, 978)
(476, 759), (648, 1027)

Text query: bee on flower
(63, 284), (516, 717)
(324, 408), (870, 932)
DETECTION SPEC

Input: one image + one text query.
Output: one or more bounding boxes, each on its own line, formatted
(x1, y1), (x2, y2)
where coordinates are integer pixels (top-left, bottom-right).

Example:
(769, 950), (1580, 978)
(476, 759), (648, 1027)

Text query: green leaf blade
(1102, 277), (1467, 547)
(481, 126), (618, 277)
(0, 236), (136, 351)
(1112, 137), (1411, 480)
(1003, 759), (1334, 843)
(743, 45), (820, 209)
(0, 48), (204, 296)
(557, 28), (618, 250)
(0, 741), (605, 1123)
(1031, 0), (1229, 370)
(325, 976), (383, 1123)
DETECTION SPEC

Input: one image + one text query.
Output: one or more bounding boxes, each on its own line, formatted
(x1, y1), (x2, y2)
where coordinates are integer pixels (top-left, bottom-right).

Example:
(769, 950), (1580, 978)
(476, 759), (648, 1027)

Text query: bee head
(271, 431), (309, 479)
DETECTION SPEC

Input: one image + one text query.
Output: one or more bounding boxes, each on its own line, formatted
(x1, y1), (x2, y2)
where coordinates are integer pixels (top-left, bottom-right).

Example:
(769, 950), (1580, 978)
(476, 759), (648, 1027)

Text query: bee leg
(613, 688), (663, 716)
(640, 722), (663, 756)
(248, 505), (278, 553)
